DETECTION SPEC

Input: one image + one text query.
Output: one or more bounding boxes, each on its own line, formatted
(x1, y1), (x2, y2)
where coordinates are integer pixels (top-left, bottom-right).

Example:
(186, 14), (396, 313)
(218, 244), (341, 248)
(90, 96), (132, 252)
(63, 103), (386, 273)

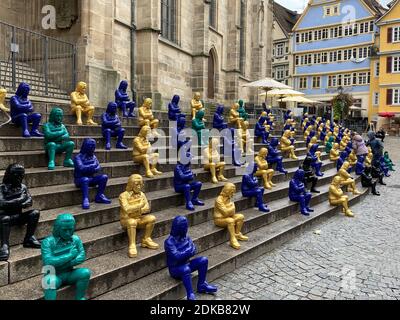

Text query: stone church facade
(0, 0), (273, 111)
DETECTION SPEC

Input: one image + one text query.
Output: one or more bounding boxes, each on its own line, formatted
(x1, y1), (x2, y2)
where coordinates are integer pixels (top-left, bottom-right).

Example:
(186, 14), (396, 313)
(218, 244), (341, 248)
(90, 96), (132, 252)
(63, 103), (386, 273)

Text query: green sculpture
(41, 214), (91, 300)
(43, 108), (75, 171)
(238, 100), (249, 122)
(192, 110), (207, 145)
(325, 136), (335, 154)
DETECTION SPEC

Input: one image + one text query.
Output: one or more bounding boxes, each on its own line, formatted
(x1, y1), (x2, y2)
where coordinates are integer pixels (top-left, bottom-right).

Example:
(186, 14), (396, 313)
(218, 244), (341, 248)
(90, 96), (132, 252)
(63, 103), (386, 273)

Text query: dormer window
(324, 4), (340, 17)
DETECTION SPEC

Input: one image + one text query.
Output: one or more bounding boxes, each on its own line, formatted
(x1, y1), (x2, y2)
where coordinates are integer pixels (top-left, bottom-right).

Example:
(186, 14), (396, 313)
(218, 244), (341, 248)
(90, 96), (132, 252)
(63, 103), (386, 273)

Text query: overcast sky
(275, 0), (392, 13)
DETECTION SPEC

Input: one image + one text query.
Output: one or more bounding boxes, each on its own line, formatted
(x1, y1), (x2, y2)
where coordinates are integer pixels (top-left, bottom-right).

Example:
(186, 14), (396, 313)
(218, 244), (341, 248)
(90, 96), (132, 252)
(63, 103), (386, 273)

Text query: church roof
(273, 2), (301, 36)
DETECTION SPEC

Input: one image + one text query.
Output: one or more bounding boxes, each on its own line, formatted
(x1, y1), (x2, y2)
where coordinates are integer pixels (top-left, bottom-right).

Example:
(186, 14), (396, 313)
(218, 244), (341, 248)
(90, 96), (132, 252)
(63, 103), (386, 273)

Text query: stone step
(95, 189), (367, 301)
(0, 180), (367, 299)
(4, 164), (338, 285)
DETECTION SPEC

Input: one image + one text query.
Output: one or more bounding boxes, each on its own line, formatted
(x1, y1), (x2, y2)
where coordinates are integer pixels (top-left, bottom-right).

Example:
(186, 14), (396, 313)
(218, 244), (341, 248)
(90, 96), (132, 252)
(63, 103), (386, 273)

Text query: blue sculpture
(302, 155), (320, 193)
(73, 138), (111, 210)
(165, 216), (217, 300)
(255, 116), (269, 144)
(355, 155), (365, 176)
(308, 144), (324, 177)
(284, 110), (293, 122)
(241, 163), (269, 213)
(306, 130), (316, 146)
(319, 127), (327, 142)
(262, 103), (272, 116)
(213, 105), (228, 130)
(174, 151), (205, 211)
(172, 114), (190, 150)
(289, 169), (313, 216)
(10, 82), (43, 138)
(267, 138), (288, 174)
(379, 157), (391, 177)
(101, 102), (128, 151)
(168, 95), (182, 121)
(337, 151), (349, 172)
(115, 80), (135, 118)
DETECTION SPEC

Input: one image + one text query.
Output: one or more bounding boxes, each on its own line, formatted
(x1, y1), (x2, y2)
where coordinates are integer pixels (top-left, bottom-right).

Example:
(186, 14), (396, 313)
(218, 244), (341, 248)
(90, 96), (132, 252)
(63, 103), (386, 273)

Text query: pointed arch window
(208, 49), (216, 99)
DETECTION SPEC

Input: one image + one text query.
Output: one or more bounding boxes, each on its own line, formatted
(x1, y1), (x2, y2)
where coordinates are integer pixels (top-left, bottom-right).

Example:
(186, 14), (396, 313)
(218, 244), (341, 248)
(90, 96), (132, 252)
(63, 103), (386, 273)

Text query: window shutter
(388, 28), (393, 43)
(387, 57), (393, 73)
(387, 89), (393, 105)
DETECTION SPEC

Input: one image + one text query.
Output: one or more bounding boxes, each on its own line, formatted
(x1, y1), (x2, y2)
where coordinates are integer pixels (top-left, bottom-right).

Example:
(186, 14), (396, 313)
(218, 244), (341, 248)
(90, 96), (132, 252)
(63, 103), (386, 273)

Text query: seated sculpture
(165, 216), (217, 300)
(238, 118), (254, 154)
(101, 102), (128, 151)
(324, 132), (333, 145)
(229, 102), (243, 129)
(0, 88), (10, 113)
(138, 98), (159, 136)
(308, 144), (324, 177)
(355, 155), (366, 176)
(41, 214), (91, 300)
(302, 155), (320, 193)
(267, 115), (275, 130)
(119, 174), (159, 258)
(319, 126), (327, 143)
(168, 95), (182, 121)
(308, 136), (318, 151)
(133, 125), (162, 178)
(304, 126), (313, 141)
(0, 164), (41, 261)
(280, 130), (298, 160)
(70, 81), (97, 126)
(241, 163), (269, 213)
(330, 143), (340, 162)
(115, 80), (135, 118)
(267, 138), (288, 174)
(10, 82), (43, 137)
(336, 151), (349, 172)
(255, 116), (269, 144)
(43, 108), (75, 170)
(289, 169), (314, 216)
(238, 100), (249, 121)
(284, 110), (293, 122)
(383, 151), (395, 171)
(213, 105), (228, 130)
(174, 151), (205, 211)
(379, 157), (391, 177)
(172, 114), (190, 150)
(361, 166), (380, 196)
(214, 183), (248, 250)
(73, 138), (111, 210)
(255, 148), (275, 190)
(192, 110), (207, 145)
(338, 161), (361, 195)
(191, 92), (204, 120)
(203, 138), (227, 184)
(329, 176), (354, 218)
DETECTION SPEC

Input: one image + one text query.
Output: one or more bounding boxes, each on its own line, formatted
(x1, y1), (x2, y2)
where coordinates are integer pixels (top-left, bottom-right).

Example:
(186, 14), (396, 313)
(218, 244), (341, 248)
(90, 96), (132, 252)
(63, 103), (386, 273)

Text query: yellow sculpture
(255, 148), (275, 190)
(133, 126), (162, 178)
(365, 147), (373, 167)
(119, 174), (159, 258)
(281, 130), (298, 160)
(339, 136), (349, 151)
(338, 161), (361, 195)
(229, 102), (243, 129)
(330, 143), (340, 161)
(348, 150), (357, 167)
(70, 81), (97, 126)
(302, 118), (309, 130)
(333, 126), (340, 141)
(329, 176), (354, 218)
(238, 119), (254, 154)
(138, 98), (159, 135)
(203, 138), (228, 184)
(308, 136), (318, 151)
(214, 183), (248, 250)
(191, 92), (204, 120)
(304, 125), (313, 141)
(0, 88), (10, 113)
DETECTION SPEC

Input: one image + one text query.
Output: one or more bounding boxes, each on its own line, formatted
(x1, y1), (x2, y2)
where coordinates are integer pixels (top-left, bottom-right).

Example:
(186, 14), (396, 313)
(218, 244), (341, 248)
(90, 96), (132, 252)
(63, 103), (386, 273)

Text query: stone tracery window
(161, 0), (177, 43)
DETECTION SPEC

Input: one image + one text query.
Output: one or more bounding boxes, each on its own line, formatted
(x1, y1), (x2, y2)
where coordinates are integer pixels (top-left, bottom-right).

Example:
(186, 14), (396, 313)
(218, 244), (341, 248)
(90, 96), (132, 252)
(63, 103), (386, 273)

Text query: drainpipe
(131, 0), (137, 103)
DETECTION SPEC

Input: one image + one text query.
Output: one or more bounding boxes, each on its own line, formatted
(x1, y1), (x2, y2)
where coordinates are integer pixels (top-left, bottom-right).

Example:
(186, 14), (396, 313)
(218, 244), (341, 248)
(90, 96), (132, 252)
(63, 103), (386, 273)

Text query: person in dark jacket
(367, 132), (384, 167)
(376, 128), (386, 142)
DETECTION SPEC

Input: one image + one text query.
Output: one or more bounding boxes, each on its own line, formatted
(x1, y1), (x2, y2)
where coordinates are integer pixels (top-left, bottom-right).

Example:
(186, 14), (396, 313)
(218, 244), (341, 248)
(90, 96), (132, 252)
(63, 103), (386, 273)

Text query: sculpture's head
(119, 80), (128, 92)
(177, 114), (186, 130)
(49, 108), (64, 125)
(293, 169), (305, 182)
(126, 174), (144, 194)
(238, 100), (244, 109)
(172, 95), (180, 105)
(310, 144), (319, 154)
(333, 143), (339, 150)
(303, 113), (309, 118)
(142, 98), (152, 109)
(331, 176), (342, 187)
(232, 103), (239, 111)
(327, 132), (333, 138)
(170, 216), (188, 239)
(76, 82), (87, 94)
(357, 155), (365, 163)
(258, 148), (268, 158)
(221, 183), (236, 199)
(139, 125), (151, 138)
(341, 161), (350, 171)
(3, 163), (25, 187)
(209, 138), (220, 151)
(310, 136), (318, 145)
(106, 102), (118, 115)
(266, 125), (271, 131)
(193, 92), (201, 101)
(269, 115), (275, 122)
(283, 130), (291, 138)
(15, 82), (30, 98)
(216, 105), (224, 115)
(195, 110), (205, 121)
(302, 155), (312, 168)
(80, 138), (96, 156)
(384, 151), (389, 158)
(53, 214), (76, 241)
(0, 88), (6, 100)
(270, 138), (279, 148)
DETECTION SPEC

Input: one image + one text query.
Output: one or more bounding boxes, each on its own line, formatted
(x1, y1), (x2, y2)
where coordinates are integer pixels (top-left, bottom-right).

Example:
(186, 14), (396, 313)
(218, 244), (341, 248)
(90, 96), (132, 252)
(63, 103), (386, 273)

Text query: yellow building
(370, 0), (400, 129)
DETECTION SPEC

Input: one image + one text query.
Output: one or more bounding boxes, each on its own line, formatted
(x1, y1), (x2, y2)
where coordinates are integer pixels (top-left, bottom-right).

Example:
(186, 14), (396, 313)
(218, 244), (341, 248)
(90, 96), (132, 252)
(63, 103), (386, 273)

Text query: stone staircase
(0, 99), (367, 299)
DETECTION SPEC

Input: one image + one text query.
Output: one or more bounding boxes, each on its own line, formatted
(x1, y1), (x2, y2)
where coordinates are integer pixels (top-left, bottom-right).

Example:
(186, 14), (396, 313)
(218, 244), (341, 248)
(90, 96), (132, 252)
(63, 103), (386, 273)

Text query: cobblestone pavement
(201, 136), (400, 300)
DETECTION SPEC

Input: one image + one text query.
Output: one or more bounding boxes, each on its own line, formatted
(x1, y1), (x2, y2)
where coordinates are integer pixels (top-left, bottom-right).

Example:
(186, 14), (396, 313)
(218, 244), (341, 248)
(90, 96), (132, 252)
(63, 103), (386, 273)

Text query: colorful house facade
(369, 0), (400, 128)
(292, 0), (385, 119)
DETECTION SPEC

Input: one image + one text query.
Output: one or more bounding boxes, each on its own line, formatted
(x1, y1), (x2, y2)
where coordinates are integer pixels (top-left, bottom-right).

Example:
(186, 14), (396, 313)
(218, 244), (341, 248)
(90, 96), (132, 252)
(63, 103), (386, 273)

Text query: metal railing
(0, 20), (76, 97)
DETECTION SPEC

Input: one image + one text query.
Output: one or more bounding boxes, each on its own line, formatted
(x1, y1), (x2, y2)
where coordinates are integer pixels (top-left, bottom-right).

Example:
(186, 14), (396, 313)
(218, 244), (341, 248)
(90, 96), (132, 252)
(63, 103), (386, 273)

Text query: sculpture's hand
(70, 247), (79, 259)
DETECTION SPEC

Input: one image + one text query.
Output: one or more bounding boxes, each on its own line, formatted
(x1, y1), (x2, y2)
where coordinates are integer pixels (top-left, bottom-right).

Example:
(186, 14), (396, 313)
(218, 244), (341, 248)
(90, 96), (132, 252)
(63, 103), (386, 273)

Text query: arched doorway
(208, 49), (216, 99)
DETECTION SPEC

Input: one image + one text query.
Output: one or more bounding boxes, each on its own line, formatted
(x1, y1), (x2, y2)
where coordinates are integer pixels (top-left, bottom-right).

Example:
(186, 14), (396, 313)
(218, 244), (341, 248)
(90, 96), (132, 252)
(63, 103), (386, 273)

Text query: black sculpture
(302, 155), (320, 193)
(361, 166), (380, 196)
